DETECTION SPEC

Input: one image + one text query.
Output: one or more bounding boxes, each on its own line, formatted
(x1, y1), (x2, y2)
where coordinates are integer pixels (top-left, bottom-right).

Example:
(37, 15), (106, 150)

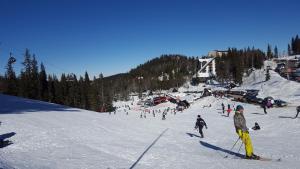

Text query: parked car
(274, 99), (288, 107)
(144, 100), (154, 107)
(275, 63), (285, 73)
(245, 89), (259, 97)
(153, 96), (167, 105)
(167, 97), (177, 104)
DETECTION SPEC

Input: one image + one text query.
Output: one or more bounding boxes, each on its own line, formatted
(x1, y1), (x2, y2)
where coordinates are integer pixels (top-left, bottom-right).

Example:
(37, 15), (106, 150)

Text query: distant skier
(234, 105), (260, 160)
(162, 112), (166, 120)
(221, 103), (225, 114)
(262, 100), (267, 114)
(227, 107), (232, 117)
(294, 106), (300, 119)
(251, 122), (260, 130)
(194, 115), (207, 138)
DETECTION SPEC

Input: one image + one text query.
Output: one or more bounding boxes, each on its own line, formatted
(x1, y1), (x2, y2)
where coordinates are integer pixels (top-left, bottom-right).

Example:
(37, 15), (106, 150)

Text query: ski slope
(0, 69), (300, 169)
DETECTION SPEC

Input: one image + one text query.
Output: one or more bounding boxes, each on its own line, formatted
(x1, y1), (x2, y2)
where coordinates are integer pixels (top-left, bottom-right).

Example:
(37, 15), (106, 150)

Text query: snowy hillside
(238, 61), (300, 105)
(0, 66), (300, 169)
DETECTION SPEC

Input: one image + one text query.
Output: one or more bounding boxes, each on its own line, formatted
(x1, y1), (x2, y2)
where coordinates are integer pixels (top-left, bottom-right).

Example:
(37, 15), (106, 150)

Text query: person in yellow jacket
(233, 105), (260, 160)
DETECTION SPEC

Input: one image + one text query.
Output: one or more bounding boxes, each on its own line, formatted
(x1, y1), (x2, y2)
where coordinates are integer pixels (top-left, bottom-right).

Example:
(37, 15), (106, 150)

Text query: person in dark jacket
(194, 115), (207, 138)
(262, 99), (267, 114)
(221, 103), (225, 114)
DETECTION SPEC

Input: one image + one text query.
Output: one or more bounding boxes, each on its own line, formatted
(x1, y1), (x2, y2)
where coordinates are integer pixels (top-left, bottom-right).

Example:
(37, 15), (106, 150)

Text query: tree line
(0, 49), (111, 112)
(288, 34), (300, 55)
(215, 47), (266, 84)
(0, 51), (198, 111)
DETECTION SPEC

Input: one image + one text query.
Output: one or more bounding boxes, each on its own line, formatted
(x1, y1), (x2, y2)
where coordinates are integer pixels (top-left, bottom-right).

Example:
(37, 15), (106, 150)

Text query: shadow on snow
(200, 141), (244, 158)
(0, 132), (16, 148)
(0, 94), (79, 114)
(186, 132), (201, 138)
(278, 115), (296, 119)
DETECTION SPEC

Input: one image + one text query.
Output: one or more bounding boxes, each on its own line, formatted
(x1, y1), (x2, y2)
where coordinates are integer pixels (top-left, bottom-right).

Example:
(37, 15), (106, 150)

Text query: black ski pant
(198, 126), (204, 138)
(263, 106), (267, 114)
(295, 110), (300, 118)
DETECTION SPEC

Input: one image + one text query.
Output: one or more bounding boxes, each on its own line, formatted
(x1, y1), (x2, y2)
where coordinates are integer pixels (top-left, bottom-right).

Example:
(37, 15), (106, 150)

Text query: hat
(197, 115), (201, 117)
(236, 105), (244, 111)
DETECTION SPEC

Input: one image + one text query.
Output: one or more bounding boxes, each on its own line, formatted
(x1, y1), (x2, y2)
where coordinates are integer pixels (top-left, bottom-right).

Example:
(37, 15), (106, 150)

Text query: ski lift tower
(197, 50), (227, 82)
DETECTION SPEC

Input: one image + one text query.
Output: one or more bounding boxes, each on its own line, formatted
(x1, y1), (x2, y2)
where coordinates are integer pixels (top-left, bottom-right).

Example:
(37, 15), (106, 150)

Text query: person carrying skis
(194, 115), (207, 138)
(234, 105), (260, 160)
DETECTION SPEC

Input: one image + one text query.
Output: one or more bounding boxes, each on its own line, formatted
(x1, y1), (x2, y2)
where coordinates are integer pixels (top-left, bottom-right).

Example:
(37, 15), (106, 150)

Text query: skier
(262, 99), (267, 114)
(162, 112), (166, 120)
(194, 115), (207, 138)
(294, 106), (300, 119)
(227, 107), (232, 117)
(221, 103), (225, 114)
(234, 105), (260, 160)
(251, 122), (260, 130)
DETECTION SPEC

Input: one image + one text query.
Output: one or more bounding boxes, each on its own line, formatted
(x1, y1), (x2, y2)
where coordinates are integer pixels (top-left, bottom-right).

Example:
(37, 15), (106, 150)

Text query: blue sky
(0, 0), (300, 77)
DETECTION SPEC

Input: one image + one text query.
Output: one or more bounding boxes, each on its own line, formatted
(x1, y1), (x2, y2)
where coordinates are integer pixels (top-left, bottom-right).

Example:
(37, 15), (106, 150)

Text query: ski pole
(237, 141), (243, 154)
(224, 137), (241, 158)
(229, 137), (240, 151)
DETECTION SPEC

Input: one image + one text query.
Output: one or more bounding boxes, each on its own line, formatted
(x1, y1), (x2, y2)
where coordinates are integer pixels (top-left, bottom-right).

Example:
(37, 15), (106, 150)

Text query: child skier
(194, 115), (207, 138)
(234, 105), (260, 160)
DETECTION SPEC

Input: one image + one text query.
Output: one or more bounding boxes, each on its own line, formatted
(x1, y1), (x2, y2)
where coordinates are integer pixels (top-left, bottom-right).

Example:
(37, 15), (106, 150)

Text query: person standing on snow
(261, 99), (267, 114)
(234, 105), (260, 160)
(221, 103), (225, 114)
(194, 115), (207, 138)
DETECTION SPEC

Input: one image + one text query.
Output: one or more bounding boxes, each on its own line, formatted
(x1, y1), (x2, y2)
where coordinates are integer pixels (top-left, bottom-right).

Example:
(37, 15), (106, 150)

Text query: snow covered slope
(238, 62), (300, 105)
(0, 90), (300, 169)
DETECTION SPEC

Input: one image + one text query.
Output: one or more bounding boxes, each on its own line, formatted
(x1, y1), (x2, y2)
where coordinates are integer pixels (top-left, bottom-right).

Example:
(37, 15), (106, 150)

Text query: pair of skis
(224, 137), (281, 162)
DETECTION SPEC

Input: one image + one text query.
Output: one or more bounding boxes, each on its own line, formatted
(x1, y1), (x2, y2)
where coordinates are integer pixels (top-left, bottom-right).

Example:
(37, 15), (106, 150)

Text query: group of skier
(196, 104), (261, 160)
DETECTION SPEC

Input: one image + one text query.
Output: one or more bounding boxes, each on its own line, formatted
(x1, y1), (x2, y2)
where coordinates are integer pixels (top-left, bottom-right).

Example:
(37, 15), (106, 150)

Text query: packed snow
(0, 66), (300, 169)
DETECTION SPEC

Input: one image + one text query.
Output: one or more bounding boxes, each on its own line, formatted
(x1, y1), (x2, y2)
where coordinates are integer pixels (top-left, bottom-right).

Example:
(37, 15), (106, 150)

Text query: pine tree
(20, 49), (32, 98)
(30, 55), (39, 99)
(83, 72), (91, 110)
(48, 75), (56, 103)
(38, 63), (48, 101)
(267, 44), (273, 59)
(274, 46), (278, 58)
(288, 44), (292, 56)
